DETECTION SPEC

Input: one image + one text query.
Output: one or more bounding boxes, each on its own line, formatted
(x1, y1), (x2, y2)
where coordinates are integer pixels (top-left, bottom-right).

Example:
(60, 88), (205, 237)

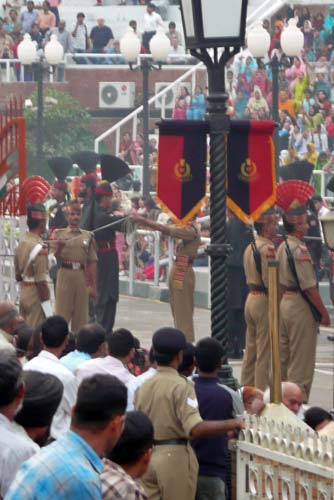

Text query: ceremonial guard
(15, 177), (52, 328)
(93, 181), (127, 332)
(133, 215), (201, 342)
(135, 327), (243, 500)
(241, 209), (277, 391)
(276, 180), (330, 400)
(52, 200), (97, 334)
(48, 157), (71, 236)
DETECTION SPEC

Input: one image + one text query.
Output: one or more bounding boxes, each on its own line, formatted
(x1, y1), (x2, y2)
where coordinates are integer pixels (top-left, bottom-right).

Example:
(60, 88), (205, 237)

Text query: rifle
(251, 238), (267, 294)
(284, 237), (322, 323)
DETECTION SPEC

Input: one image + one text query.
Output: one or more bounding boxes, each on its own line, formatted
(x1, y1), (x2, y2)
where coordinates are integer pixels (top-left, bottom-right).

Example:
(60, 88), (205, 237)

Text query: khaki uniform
(52, 227), (97, 333)
(277, 235), (318, 400)
(135, 366), (202, 500)
(15, 232), (49, 328)
(241, 236), (276, 391)
(168, 224), (201, 342)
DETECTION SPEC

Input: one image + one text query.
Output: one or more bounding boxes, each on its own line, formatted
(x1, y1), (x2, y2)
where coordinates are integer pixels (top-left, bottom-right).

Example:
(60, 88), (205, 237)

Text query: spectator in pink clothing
(172, 86), (191, 120)
(48, 0), (61, 26)
(285, 57), (306, 82)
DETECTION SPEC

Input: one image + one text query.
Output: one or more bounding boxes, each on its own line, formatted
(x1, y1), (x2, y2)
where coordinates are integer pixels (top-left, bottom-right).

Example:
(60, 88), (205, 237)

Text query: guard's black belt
(248, 284), (266, 292)
(154, 438), (188, 446)
(282, 286), (299, 292)
(61, 263), (84, 270)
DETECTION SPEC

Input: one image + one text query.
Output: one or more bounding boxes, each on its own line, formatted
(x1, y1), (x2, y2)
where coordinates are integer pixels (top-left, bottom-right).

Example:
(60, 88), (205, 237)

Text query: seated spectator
(279, 89), (295, 118)
(166, 21), (182, 45)
(14, 370), (63, 447)
(36, 0), (56, 36)
(285, 56), (306, 82)
(246, 86), (269, 118)
(281, 381), (304, 415)
(304, 406), (333, 430)
(61, 323), (106, 373)
(292, 72), (310, 113)
(106, 39), (126, 65)
(101, 411), (154, 500)
(315, 89), (331, 115)
(241, 386), (265, 415)
(72, 12), (90, 64)
(3, 9), (22, 35)
(23, 315), (78, 440)
(304, 142), (318, 165)
(313, 123), (328, 153)
(0, 22), (13, 60)
(192, 338), (235, 500)
(302, 20), (314, 50)
(119, 132), (135, 165)
(6, 374), (127, 500)
(20, 1), (39, 34)
(89, 17), (113, 64)
(13, 324), (34, 363)
(76, 328), (136, 386)
(0, 352), (39, 497)
(129, 20), (141, 42)
(167, 35), (186, 64)
(186, 85), (206, 120)
(30, 22), (43, 49)
(302, 87), (316, 114)
(313, 70), (331, 98)
(0, 302), (24, 352)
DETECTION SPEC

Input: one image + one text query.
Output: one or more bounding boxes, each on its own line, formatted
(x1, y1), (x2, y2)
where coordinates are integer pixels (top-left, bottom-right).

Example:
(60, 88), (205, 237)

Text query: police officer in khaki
(15, 204), (52, 328)
(276, 180), (330, 400)
(241, 209), (277, 391)
(133, 216), (201, 342)
(52, 200), (97, 334)
(134, 327), (243, 500)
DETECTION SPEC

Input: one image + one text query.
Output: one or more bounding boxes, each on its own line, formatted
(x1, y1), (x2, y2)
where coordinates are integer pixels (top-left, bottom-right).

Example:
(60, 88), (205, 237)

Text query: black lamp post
(18, 34), (64, 171)
(120, 28), (170, 196)
(179, 0), (248, 385)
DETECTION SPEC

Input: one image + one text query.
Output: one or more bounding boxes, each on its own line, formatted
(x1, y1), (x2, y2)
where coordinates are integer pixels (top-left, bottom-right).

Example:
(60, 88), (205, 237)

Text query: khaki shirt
(277, 235), (316, 291)
(15, 232), (48, 283)
(168, 224), (201, 260)
(243, 236), (276, 288)
(52, 227), (97, 264)
(134, 366), (202, 439)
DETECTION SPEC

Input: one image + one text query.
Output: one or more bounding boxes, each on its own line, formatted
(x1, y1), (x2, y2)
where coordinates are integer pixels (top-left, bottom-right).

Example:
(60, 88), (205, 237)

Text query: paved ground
(115, 295), (334, 411)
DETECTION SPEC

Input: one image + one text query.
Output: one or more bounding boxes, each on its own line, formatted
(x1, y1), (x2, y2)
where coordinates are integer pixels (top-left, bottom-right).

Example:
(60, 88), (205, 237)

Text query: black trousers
(96, 299), (117, 333)
(142, 31), (156, 52)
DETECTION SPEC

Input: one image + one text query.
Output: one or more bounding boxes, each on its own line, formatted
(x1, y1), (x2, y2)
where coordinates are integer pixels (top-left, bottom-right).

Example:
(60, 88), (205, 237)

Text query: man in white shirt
(72, 12), (89, 64)
(142, 2), (164, 52)
(76, 328), (136, 386)
(0, 351), (38, 498)
(61, 323), (106, 373)
(24, 315), (78, 440)
(167, 35), (186, 64)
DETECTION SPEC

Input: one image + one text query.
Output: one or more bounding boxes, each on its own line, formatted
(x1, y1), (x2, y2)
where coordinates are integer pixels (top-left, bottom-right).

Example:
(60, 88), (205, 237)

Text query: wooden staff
(268, 260), (282, 404)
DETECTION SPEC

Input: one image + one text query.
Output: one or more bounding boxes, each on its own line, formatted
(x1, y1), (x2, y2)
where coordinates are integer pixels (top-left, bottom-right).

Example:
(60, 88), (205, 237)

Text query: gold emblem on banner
(238, 158), (258, 183)
(174, 159), (192, 182)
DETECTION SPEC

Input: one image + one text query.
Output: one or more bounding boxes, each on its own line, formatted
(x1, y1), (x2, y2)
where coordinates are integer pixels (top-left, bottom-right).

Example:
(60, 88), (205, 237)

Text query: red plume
(22, 176), (51, 205)
(276, 180), (314, 212)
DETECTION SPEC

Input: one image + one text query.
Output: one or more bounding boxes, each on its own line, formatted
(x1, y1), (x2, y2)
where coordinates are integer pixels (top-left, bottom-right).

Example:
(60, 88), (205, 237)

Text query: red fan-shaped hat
(22, 176), (51, 205)
(276, 180), (314, 212)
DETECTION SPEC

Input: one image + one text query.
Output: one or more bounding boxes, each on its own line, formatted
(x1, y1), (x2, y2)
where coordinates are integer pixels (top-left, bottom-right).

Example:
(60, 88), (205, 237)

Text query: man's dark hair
(107, 411), (153, 464)
(107, 329), (135, 358)
(41, 315), (69, 348)
(153, 350), (175, 366)
(15, 324), (34, 356)
(0, 351), (23, 406)
(73, 374), (127, 430)
(254, 221), (265, 235)
(195, 337), (223, 373)
(282, 215), (295, 234)
(312, 195), (323, 203)
(77, 12), (85, 18)
(149, 347), (155, 365)
(178, 343), (195, 374)
(77, 323), (106, 355)
(304, 406), (333, 430)
(27, 217), (43, 231)
(132, 180), (141, 192)
(169, 21), (176, 29)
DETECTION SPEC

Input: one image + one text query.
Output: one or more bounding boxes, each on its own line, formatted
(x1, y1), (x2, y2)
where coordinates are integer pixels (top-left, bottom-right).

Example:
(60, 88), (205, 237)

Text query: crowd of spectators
(1, 309), (334, 499)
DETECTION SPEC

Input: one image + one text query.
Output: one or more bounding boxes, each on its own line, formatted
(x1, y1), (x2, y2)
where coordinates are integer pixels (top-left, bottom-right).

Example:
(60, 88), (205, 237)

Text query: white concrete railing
(236, 413), (334, 499)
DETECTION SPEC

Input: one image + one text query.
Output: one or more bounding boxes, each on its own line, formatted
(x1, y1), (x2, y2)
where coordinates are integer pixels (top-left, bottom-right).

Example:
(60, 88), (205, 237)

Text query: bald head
(282, 382), (303, 414)
(0, 302), (23, 334)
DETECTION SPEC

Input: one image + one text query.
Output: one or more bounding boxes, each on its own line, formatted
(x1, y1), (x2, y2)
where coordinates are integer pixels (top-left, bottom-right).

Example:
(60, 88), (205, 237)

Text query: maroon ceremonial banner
(157, 120), (209, 225)
(227, 120), (276, 223)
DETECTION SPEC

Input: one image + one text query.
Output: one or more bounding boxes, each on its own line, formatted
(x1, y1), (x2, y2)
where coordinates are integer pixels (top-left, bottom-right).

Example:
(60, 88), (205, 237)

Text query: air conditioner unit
(99, 82), (135, 109)
(154, 82), (192, 109)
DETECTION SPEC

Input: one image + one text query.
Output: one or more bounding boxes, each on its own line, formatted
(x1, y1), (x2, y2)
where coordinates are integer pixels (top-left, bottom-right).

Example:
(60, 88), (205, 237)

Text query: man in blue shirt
(89, 18), (113, 64)
(61, 323), (106, 373)
(20, 1), (39, 34)
(5, 374), (127, 500)
(192, 338), (235, 500)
